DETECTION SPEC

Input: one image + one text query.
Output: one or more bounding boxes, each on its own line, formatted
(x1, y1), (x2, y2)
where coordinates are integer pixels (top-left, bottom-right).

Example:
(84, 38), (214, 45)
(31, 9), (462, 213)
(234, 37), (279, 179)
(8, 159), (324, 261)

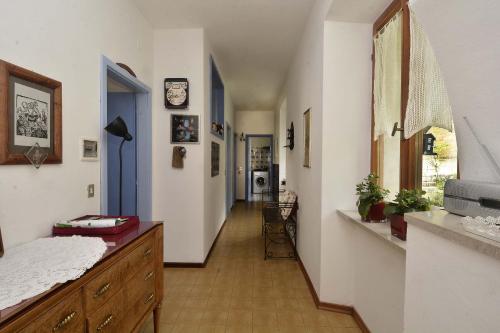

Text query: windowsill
(211, 130), (224, 140)
(405, 210), (500, 261)
(338, 210), (406, 252)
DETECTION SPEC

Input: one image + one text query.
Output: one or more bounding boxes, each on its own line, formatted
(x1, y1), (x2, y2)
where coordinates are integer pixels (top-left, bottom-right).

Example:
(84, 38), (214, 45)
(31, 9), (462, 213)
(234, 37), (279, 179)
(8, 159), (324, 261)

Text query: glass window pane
(379, 132), (401, 200)
(422, 127), (458, 206)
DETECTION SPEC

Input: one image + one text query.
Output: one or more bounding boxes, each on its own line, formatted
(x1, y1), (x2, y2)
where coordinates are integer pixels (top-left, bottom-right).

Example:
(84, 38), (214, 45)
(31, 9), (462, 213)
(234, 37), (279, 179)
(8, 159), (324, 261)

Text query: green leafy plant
(383, 189), (431, 216)
(356, 174), (389, 219)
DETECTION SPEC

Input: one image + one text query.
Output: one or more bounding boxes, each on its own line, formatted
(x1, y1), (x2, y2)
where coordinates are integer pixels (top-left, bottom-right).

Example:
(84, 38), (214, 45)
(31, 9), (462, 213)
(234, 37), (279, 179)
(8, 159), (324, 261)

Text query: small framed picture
(211, 141), (220, 177)
(80, 137), (99, 161)
(0, 59), (62, 164)
(0, 227), (4, 257)
(165, 78), (189, 109)
(171, 114), (199, 144)
(303, 108), (311, 168)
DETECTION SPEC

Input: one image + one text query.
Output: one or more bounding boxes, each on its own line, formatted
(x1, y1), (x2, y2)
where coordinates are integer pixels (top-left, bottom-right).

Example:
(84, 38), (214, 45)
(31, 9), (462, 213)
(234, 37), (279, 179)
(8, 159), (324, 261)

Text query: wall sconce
(284, 122), (294, 150)
(239, 133), (246, 142)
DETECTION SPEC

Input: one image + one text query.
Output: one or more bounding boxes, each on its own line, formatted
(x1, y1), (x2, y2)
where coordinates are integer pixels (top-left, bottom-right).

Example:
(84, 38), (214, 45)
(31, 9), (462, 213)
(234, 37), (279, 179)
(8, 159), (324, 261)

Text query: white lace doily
(0, 236), (107, 310)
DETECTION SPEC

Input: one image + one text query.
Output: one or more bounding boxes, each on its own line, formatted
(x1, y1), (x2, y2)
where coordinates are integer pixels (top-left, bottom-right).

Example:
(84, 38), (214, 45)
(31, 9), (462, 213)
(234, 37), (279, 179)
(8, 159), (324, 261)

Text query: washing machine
(252, 171), (269, 194)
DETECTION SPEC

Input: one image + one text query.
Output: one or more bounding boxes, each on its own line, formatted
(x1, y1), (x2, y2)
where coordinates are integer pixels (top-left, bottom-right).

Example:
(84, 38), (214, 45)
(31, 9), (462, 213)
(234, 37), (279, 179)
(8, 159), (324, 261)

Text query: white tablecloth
(0, 236), (107, 310)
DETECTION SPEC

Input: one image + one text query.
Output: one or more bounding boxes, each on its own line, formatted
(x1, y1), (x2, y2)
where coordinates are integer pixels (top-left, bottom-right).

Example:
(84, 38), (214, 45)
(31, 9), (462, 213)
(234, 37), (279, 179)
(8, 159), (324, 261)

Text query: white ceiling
(327, 0), (393, 23)
(133, 0), (316, 111)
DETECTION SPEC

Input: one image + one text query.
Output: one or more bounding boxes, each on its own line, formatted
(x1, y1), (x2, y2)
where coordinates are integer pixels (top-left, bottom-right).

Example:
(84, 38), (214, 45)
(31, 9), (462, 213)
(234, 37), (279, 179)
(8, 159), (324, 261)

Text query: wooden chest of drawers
(0, 222), (163, 333)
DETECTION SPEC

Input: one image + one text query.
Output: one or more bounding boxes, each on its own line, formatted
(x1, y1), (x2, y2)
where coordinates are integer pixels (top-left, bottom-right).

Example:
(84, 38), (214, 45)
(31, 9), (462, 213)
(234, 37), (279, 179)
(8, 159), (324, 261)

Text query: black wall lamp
(284, 122), (294, 150)
(239, 133), (246, 142)
(105, 116), (133, 216)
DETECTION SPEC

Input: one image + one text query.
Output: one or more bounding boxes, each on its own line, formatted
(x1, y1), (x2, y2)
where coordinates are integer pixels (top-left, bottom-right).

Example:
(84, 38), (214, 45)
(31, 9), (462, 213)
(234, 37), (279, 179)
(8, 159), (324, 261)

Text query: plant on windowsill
(356, 174), (389, 222)
(383, 189), (431, 240)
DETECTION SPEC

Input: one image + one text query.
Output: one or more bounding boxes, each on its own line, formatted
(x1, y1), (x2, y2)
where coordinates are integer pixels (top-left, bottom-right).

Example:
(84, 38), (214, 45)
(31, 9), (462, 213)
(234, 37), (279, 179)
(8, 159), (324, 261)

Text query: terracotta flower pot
(366, 202), (386, 222)
(389, 214), (407, 240)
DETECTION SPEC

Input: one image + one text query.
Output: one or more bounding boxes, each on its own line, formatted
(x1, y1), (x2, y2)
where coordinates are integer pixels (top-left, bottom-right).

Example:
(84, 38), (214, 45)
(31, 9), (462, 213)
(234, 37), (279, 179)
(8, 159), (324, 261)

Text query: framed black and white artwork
(0, 59), (62, 164)
(303, 108), (311, 168)
(171, 114), (199, 144)
(80, 137), (99, 161)
(164, 78), (189, 109)
(0, 227), (3, 257)
(211, 141), (220, 177)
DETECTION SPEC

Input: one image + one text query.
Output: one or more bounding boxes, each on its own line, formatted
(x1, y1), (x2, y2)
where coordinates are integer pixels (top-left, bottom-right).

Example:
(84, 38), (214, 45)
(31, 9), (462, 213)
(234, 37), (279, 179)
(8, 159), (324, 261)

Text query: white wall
(153, 29), (233, 263)
(203, 37), (234, 258)
(0, 0), (153, 249)
(320, 21), (372, 304)
(278, 98), (287, 186)
(280, 0), (332, 293)
(411, 0), (500, 183)
(153, 29), (206, 263)
(234, 110), (275, 200)
(348, 222), (406, 333)
(405, 225), (500, 333)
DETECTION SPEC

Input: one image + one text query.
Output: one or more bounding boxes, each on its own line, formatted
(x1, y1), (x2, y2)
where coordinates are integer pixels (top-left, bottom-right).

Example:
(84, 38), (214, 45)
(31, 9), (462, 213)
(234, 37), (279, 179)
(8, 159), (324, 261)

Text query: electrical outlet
(87, 184), (95, 198)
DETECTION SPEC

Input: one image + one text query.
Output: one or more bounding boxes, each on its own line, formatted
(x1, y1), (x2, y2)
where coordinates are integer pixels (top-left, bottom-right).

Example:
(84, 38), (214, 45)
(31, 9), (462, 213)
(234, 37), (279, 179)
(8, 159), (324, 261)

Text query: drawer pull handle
(52, 311), (76, 332)
(94, 282), (111, 298)
(143, 248), (152, 257)
(144, 293), (155, 304)
(144, 271), (154, 281)
(96, 314), (114, 331)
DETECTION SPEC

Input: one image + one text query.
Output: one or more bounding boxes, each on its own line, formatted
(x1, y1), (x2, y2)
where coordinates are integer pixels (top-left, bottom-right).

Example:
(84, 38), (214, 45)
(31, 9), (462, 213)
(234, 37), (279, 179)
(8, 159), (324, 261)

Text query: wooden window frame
(370, 0), (421, 190)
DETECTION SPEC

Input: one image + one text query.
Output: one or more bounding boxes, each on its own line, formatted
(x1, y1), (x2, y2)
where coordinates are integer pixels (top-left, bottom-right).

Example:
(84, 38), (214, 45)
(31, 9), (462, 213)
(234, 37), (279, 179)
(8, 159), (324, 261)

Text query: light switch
(87, 184), (95, 198)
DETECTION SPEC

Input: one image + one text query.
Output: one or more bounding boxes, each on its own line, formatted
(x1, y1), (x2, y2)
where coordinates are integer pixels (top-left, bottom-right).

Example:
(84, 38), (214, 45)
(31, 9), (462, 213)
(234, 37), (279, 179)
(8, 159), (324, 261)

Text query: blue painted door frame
(245, 134), (274, 201)
(100, 56), (152, 221)
(225, 124), (232, 214)
(233, 133), (237, 206)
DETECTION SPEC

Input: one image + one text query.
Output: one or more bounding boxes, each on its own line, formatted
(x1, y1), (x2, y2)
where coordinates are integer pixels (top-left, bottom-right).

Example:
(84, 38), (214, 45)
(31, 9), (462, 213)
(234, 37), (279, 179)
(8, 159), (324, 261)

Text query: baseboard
(297, 256), (371, 333)
(164, 218), (228, 269)
(352, 307), (370, 333)
(203, 218), (227, 266)
(163, 262), (204, 268)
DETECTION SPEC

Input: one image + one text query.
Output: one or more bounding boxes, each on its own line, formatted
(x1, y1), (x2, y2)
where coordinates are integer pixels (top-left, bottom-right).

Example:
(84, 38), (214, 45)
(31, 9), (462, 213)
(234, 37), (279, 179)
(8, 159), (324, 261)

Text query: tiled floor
(141, 202), (361, 333)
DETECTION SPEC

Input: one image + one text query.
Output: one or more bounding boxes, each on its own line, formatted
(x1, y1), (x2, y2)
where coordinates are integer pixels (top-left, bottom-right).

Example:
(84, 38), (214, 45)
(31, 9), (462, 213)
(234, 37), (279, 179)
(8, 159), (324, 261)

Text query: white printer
(444, 179), (500, 217)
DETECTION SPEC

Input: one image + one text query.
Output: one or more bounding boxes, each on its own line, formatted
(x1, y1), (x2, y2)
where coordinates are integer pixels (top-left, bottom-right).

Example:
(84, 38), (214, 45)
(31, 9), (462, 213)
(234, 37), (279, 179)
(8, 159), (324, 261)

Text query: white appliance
(444, 179), (500, 217)
(252, 171), (269, 194)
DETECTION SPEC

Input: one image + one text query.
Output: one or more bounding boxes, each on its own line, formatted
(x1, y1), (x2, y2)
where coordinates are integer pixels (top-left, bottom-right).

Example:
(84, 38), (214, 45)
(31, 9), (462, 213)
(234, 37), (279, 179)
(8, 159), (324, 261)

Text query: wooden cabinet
(0, 222), (164, 333)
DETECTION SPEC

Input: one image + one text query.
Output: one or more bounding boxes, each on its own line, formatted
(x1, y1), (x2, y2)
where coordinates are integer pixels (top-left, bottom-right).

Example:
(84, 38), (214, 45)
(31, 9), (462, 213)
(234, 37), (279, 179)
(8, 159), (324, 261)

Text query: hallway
(143, 203), (361, 333)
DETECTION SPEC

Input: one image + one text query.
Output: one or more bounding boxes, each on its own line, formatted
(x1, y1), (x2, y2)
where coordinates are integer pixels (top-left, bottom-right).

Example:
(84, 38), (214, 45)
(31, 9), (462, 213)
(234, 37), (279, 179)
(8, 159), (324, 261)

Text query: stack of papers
(55, 218), (128, 228)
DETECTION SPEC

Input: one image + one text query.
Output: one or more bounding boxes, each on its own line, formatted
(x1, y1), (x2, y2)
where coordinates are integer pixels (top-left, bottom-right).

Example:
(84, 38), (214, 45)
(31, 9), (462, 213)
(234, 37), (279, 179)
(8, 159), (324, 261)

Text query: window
(210, 56), (224, 138)
(371, 0), (458, 204)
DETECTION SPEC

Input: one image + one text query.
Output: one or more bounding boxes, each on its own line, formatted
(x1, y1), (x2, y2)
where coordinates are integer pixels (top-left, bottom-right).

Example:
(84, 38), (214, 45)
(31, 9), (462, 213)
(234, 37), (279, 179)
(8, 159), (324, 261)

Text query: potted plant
(384, 189), (431, 240)
(356, 174), (389, 222)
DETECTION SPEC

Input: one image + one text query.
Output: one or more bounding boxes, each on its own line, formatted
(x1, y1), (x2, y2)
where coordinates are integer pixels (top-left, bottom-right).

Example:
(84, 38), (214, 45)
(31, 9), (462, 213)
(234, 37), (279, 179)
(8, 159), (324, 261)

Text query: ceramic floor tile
(198, 325), (226, 333)
(225, 310), (252, 326)
(224, 325), (252, 333)
(142, 203), (362, 333)
(201, 310), (229, 326)
(252, 311), (278, 327)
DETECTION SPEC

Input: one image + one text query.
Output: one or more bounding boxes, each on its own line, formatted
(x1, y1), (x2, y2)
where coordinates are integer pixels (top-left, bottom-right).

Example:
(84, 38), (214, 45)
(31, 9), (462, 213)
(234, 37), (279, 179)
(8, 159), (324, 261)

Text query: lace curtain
(404, 8), (454, 138)
(373, 12), (402, 140)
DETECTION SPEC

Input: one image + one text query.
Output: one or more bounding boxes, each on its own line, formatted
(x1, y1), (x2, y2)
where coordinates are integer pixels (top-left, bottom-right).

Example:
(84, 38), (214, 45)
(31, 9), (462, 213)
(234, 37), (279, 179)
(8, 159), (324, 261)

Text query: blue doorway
(100, 56), (152, 220)
(107, 93), (137, 216)
(245, 134), (274, 201)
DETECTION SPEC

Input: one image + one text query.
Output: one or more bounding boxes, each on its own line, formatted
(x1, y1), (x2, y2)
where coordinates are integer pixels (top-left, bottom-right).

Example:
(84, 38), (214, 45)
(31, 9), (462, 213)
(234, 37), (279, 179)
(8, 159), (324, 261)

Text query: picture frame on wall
(80, 137), (99, 161)
(211, 141), (220, 177)
(171, 114), (199, 144)
(0, 59), (62, 165)
(303, 108), (311, 168)
(164, 78), (189, 109)
(0, 227), (3, 257)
